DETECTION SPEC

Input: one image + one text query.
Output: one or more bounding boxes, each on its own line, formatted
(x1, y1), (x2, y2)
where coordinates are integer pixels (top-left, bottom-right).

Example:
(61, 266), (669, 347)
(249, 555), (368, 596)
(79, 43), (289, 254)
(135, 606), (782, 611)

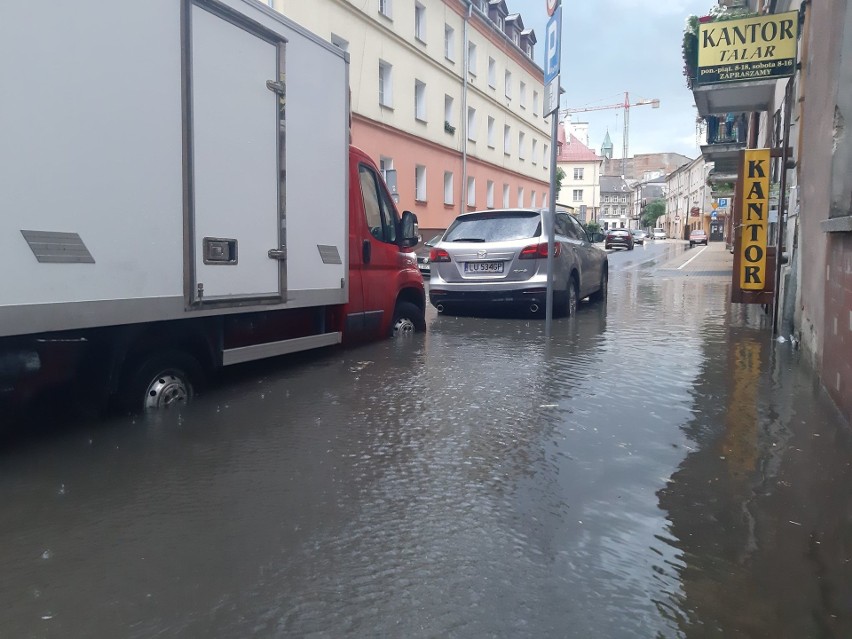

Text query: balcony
(693, 80), (777, 118)
(700, 113), (747, 172)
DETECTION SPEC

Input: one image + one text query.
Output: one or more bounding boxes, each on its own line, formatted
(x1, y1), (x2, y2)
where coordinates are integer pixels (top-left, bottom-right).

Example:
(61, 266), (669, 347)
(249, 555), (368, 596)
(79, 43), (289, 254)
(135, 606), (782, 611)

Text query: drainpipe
(461, 1), (472, 215)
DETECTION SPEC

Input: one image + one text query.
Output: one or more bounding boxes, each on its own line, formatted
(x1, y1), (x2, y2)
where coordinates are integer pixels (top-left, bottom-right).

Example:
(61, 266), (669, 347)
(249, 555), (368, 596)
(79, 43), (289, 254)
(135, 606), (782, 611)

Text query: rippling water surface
(2, 247), (850, 637)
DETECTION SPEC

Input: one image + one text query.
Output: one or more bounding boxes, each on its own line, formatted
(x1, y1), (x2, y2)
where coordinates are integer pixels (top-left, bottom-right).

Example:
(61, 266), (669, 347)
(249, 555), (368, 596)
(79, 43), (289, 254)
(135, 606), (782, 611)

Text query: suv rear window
(444, 211), (541, 242)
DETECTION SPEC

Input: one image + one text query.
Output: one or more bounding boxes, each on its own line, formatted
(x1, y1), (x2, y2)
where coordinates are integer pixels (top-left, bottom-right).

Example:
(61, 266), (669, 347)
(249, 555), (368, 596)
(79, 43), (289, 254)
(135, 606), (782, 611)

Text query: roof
(600, 175), (630, 193)
(601, 130), (613, 149)
(556, 126), (600, 162)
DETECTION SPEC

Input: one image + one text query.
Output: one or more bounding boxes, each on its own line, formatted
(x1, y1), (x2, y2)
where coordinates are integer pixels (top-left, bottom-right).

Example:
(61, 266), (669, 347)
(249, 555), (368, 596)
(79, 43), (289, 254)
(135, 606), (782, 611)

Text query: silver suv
(428, 209), (608, 316)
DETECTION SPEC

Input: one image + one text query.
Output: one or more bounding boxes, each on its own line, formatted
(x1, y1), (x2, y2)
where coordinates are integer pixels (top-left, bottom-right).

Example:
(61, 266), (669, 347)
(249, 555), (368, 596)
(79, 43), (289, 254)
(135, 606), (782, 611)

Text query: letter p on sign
(544, 8), (561, 85)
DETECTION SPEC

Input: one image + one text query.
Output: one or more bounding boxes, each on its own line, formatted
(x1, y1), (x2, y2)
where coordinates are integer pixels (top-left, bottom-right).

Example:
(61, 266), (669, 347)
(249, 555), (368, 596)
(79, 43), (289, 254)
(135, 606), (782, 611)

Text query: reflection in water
(0, 260), (850, 637)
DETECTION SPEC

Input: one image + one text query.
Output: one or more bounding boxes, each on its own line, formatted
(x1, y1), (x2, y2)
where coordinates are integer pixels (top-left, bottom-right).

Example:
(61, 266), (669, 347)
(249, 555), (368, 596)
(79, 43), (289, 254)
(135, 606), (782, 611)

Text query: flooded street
(2, 242), (850, 638)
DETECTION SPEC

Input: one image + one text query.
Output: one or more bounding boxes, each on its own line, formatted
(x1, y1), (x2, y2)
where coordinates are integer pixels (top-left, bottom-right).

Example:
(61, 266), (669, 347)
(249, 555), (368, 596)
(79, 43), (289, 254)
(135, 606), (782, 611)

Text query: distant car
(428, 208), (608, 316)
(652, 228), (666, 240)
(630, 229), (647, 245)
(689, 229), (708, 247)
(414, 233), (443, 276)
(605, 228), (634, 251)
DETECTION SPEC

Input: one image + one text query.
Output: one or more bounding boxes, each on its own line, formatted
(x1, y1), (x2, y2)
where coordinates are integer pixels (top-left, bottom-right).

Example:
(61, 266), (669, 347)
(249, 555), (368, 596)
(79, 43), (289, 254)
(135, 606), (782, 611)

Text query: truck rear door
(188, 3), (285, 304)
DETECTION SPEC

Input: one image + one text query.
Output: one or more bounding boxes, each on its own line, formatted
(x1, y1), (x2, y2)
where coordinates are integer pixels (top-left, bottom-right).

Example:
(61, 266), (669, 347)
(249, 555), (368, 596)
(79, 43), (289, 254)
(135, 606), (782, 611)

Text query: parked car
(689, 229), (708, 247)
(415, 233), (443, 276)
(428, 209), (608, 316)
(605, 228), (635, 251)
(631, 229), (648, 245)
(652, 228), (666, 240)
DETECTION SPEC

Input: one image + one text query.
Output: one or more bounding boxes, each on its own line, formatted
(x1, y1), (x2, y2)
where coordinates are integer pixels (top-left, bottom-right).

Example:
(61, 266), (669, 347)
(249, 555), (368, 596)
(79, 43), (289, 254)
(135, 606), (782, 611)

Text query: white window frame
(467, 106), (477, 141)
(519, 81), (526, 109)
(444, 171), (454, 205)
(468, 42), (477, 76)
(444, 94), (454, 128)
(487, 116), (495, 148)
(467, 177), (476, 207)
(531, 139), (538, 165)
(444, 24), (455, 61)
(503, 183), (510, 207)
(488, 57), (496, 88)
(414, 3), (426, 42)
(486, 180), (495, 208)
(415, 165), (427, 202)
(518, 131), (525, 160)
(503, 124), (511, 155)
(573, 189), (583, 202)
(531, 191), (536, 208)
(379, 0), (392, 19)
(574, 167), (584, 180)
(378, 60), (393, 107)
(504, 70), (512, 99)
(415, 80), (426, 122)
(517, 186), (524, 207)
(543, 144), (548, 165)
(533, 90), (539, 116)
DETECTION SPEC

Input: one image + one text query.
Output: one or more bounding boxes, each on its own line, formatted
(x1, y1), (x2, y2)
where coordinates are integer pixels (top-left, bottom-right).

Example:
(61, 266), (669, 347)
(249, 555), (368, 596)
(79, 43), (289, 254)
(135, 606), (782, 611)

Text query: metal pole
(546, 108), (558, 336)
(772, 78), (794, 336)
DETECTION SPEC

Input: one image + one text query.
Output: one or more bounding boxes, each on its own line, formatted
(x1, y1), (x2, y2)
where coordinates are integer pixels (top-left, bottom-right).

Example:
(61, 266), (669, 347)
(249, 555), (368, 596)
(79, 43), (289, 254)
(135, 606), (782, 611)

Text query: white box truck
(0, 0), (425, 415)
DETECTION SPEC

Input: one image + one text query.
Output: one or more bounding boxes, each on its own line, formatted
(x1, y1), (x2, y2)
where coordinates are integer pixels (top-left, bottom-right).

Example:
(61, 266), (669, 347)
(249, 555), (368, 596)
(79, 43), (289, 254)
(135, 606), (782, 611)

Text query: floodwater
(2, 243), (850, 638)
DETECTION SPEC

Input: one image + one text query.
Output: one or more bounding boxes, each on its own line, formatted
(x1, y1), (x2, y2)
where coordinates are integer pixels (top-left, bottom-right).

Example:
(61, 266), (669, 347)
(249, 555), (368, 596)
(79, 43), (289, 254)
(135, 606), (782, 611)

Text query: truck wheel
(120, 351), (204, 413)
(391, 302), (426, 337)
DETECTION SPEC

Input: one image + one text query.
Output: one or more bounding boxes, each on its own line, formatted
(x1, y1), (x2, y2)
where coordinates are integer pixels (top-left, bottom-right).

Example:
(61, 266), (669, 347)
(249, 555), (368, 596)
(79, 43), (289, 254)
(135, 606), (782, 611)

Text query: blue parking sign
(544, 8), (561, 85)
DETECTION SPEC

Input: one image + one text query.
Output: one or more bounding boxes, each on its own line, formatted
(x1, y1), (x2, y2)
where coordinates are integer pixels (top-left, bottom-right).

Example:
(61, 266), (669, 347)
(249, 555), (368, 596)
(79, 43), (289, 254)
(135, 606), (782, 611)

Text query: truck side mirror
(400, 210), (418, 248)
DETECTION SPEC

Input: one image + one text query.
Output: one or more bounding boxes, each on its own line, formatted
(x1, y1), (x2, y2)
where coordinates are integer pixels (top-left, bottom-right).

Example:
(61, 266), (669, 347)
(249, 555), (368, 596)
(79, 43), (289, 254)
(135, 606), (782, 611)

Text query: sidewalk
(659, 240), (733, 277)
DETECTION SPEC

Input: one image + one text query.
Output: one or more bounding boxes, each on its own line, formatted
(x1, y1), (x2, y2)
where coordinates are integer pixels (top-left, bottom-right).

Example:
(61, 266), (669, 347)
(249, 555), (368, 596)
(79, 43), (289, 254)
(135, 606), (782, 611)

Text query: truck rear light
(518, 242), (561, 259)
(430, 248), (451, 262)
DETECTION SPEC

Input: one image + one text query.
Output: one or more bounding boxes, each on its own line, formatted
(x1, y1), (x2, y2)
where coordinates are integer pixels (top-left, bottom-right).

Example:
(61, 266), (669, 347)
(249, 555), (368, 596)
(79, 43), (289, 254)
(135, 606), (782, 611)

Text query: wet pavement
(2, 241), (851, 638)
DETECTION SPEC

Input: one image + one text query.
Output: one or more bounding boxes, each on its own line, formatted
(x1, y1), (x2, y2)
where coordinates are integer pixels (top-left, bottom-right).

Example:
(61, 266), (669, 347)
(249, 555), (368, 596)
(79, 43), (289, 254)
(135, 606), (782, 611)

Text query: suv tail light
(519, 242), (561, 259)
(429, 248), (451, 262)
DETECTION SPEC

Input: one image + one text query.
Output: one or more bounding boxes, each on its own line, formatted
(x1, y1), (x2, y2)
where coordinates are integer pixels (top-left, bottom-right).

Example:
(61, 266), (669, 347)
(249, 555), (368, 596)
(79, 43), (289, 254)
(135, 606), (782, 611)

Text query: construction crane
(560, 92), (660, 176)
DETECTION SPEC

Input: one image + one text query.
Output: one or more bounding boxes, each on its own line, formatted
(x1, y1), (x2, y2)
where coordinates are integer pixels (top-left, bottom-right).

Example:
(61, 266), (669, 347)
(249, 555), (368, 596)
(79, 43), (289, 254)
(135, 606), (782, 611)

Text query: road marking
(677, 246), (708, 270)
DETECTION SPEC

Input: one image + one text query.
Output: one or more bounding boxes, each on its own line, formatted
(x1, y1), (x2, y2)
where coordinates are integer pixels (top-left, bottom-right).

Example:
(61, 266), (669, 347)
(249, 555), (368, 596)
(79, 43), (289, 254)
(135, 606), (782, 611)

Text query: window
(541, 193), (547, 208)
(520, 81), (526, 108)
(573, 167), (584, 180)
(444, 25), (455, 61)
(488, 57), (496, 88)
(504, 70), (512, 99)
(530, 190), (536, 207)
(467, 177), (476, 206)
(444, 95), (454, 128)
(573, 189), (583, 202)
(531, 139), (538, 165)
(378, 60), (392, 107)
(543, 144), (548, 164)
(415, 165), (426, 201)
(468, 42), (477, 75)
(533, 90), (539, 115)
(486, 180), (495, 208)
(603, 206), (609, 216)
(503, 125), (511, 154)
(415, 80), (426, 121)
(379, 0), (392, 19)
(518, 131), (525, 160)
(359, 164), (396, 243)
(503, 183), (510, 207)
(467, 107), (476, 141)
(414, 3), (426, 42)
(517, 186), (524, 207)
(331, 34), (349, 52)
(444, 171), (454, 204)
(487, 116), (495, 147)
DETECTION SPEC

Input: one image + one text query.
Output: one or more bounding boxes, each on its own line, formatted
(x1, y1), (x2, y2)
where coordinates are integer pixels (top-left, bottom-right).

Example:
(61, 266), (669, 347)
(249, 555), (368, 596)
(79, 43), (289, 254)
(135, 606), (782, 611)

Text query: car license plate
(464, 261), (503, 273)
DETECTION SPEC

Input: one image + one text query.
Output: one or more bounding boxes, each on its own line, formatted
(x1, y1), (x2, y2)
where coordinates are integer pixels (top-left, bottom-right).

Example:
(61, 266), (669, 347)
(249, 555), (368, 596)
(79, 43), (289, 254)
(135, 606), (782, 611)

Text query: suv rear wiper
(450, 237), (486, 242)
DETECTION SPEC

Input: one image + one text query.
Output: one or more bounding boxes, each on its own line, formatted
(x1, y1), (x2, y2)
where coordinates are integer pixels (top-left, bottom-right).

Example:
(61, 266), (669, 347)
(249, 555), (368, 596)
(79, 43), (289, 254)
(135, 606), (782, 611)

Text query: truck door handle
(362, 240), (371, 264)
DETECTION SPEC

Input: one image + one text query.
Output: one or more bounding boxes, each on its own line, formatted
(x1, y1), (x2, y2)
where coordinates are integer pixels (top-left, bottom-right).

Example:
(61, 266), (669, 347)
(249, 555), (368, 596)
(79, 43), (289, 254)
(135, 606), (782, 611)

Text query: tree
(641, 198), (666, 228)
(555, 166), (565, 194)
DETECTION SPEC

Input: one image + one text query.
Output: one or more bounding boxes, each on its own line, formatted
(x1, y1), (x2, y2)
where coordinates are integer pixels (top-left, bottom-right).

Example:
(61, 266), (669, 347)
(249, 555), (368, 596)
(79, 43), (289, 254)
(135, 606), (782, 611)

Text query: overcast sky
(519, 0), (712, 159)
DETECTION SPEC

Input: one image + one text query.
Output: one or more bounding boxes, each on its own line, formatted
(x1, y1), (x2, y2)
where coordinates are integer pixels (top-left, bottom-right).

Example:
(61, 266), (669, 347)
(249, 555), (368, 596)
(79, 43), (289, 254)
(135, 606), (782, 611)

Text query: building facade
(599, 176), (632, 231)
(664, 156), (713, 241)
(555, 123), (602, 222)
(271, 0), (550, 234)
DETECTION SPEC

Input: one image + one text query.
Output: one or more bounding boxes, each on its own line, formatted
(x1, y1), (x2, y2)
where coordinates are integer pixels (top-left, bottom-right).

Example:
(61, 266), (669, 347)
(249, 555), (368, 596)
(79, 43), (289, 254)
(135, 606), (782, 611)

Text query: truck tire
(391, 301), (426, 337)
(119, 350), (204, 414)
